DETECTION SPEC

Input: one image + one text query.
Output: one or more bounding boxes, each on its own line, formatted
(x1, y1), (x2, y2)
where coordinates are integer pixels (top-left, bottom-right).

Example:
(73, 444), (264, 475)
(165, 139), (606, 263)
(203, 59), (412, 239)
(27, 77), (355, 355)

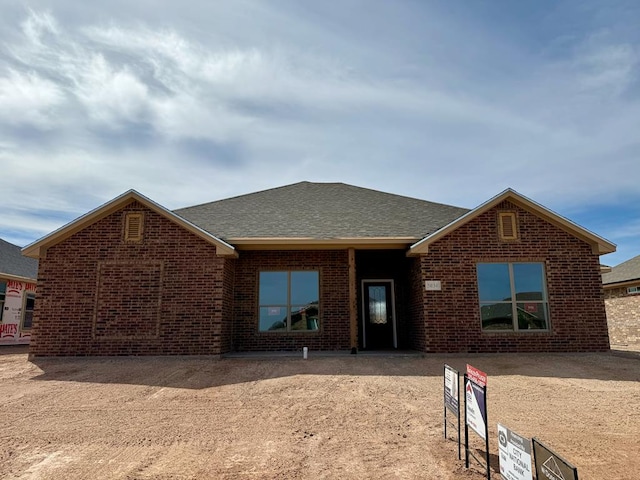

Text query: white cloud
(74, 54), (151, 126)
(0, 3), (639, 261)
(0, 70), (65, 128)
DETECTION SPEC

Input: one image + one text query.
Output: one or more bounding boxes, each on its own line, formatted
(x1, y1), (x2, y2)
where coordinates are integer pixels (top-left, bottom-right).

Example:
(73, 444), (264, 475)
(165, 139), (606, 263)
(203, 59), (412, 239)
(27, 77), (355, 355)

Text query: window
(0, 281), (5, 322)
(477, 263), (549, 331)
(22, 292), (36, 329)
(259, 271), (319, 332)
(628, 286), (640, 294)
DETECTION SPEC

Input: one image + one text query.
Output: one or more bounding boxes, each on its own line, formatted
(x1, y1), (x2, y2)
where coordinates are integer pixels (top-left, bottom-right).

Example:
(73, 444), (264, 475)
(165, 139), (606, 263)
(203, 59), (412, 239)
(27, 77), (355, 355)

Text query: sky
(1, 0), (639, 266)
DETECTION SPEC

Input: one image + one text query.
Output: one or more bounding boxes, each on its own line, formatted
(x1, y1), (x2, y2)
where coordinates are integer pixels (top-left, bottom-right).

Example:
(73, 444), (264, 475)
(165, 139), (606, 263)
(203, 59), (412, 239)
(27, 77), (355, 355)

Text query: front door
(362, 280), (397, 350)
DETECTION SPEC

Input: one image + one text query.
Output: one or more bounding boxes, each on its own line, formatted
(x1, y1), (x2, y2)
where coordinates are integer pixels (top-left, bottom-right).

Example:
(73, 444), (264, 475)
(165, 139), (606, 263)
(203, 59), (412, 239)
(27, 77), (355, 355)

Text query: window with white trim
(477, 262), (549, 331)
(22, 292), (36, 329)
(258, 271), (319, 332)
(627, 286), (640, 294)
(0, 281), (5, 322)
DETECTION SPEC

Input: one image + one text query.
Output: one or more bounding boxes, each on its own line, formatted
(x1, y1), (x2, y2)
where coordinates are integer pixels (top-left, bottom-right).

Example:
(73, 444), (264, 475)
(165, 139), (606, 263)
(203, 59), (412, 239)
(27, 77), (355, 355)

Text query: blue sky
(1, 1), (639, 266)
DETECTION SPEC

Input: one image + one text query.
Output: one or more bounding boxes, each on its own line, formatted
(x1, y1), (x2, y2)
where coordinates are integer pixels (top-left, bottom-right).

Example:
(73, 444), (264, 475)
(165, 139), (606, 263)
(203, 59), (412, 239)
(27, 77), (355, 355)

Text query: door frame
(361, 279), (398, 349)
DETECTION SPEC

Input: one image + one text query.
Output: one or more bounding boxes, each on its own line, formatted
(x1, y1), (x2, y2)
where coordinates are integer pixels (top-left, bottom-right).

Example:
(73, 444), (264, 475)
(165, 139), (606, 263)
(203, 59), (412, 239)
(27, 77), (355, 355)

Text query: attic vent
(498, 212), (518, 240)
(125, 213), (144, 242)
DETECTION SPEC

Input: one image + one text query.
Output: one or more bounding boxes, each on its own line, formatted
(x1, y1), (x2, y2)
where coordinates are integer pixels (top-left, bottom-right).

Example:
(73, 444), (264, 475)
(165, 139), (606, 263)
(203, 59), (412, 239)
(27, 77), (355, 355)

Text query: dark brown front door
(362, 280), (396, 350)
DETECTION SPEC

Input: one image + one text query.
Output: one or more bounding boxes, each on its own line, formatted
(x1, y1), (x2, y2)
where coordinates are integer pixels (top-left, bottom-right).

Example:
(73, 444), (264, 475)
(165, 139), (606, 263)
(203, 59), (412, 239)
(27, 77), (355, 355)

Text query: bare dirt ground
(1, 347), (639, 480)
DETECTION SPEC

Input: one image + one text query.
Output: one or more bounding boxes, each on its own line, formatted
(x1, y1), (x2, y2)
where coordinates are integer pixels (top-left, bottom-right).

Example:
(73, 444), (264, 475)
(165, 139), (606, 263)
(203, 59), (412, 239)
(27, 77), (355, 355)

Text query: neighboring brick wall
(416, 201), (610, 353)
(31, 201), (232, 356)
(604, 285), (640, 346)
(232, 250), (350, 351)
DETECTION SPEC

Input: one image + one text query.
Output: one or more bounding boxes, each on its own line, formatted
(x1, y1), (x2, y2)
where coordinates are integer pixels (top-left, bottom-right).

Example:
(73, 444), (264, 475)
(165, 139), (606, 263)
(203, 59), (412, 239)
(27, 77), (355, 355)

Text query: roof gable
(408, 189), (616, 256)
(22, 190), (237, 259)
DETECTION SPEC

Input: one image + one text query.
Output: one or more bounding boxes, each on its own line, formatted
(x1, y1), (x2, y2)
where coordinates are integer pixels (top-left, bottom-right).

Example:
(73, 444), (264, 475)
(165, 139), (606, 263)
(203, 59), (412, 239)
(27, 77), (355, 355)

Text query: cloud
(0, 2), (638, 263)
(0, 70), (65, 128)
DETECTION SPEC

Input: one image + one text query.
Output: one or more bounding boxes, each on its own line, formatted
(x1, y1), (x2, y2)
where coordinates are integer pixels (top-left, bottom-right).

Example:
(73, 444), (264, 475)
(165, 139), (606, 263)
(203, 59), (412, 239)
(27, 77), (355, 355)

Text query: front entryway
(361, 280), (397, 349)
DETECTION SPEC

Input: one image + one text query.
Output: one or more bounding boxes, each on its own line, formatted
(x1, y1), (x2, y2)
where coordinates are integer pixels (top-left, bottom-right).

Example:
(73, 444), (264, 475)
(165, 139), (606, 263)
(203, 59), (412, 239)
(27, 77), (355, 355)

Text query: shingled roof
(0, 238), (38, 279)
(602, 254), (640, 286)
(174, 182), (469, 241)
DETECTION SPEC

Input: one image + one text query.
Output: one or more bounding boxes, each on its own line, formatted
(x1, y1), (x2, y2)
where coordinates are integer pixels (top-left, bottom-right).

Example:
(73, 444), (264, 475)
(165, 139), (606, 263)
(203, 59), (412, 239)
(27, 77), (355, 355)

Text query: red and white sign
(466, 364), (487, 387)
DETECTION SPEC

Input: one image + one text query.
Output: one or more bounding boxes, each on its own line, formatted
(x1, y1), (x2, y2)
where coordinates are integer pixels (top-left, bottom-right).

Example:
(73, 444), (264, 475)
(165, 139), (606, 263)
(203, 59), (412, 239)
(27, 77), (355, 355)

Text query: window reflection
(259, 271), (319, 332)
(368, 286), (387, 324)
(477, 263), (549, 331)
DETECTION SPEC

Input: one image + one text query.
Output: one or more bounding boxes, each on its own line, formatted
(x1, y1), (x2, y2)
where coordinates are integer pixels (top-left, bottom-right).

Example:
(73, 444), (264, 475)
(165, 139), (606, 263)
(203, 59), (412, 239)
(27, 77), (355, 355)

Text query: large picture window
(477, 263), (549, 331)
(259, 271), (319, 332)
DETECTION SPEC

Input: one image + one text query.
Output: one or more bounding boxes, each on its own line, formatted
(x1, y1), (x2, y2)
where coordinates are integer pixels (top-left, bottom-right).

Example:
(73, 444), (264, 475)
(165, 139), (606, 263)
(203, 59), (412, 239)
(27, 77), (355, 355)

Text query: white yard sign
(498, 424), (533, 480)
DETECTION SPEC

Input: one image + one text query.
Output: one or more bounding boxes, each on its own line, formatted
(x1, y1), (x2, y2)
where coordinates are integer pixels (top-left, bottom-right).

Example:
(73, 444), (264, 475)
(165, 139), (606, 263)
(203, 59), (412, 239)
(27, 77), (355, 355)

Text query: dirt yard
(1, 347), (638, 480)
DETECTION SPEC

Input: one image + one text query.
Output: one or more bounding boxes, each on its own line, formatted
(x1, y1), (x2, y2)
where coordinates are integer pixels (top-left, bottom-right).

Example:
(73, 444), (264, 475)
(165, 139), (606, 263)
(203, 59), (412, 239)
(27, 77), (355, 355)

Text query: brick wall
(604, 285), (640, 346)
(232, 250), (350, 351)
(415, 201), (610, 353)
(31, 201), (233, 356)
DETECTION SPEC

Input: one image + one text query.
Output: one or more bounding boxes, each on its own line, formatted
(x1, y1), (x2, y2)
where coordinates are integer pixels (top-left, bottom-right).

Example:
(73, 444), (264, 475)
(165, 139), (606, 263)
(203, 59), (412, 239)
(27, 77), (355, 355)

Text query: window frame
(627, 286), (640, 295)
(0, 281), (5, 323)
(258, 270), (320, 333)
(477, 262), (550, 333)
(21, 291), (36, 330)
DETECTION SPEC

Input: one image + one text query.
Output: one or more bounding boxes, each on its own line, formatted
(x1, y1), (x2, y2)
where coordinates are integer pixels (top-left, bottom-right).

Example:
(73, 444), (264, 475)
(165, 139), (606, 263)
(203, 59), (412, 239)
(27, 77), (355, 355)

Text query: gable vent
(498, 212), (518, 240)
(125, 213), (144, 242)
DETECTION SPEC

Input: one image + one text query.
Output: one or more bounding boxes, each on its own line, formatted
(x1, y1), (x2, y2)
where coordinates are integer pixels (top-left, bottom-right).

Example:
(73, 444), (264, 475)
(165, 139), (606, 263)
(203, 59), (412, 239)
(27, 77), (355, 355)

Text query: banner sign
(498, 424), (533, 480)
(533, 438), (579, 480)
(466, 363), (487, 387)
(444, 364), (459, 414)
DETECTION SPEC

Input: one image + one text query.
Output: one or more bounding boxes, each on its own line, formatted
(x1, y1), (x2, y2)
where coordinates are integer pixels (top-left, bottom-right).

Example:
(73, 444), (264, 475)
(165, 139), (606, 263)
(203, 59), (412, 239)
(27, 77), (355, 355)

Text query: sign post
(443, 364), (461, 459)
(464, 364), (490, 479)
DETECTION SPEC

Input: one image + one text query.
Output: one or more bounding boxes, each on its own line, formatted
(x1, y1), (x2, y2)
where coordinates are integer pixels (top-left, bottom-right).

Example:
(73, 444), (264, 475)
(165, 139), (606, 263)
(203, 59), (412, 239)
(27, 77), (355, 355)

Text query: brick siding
(604, 285), (640, 346)
(414, 200), (610, 353)
(30, 199), (610, 356)
(232, 250), (350, 351)
(30, 201), (232, 356)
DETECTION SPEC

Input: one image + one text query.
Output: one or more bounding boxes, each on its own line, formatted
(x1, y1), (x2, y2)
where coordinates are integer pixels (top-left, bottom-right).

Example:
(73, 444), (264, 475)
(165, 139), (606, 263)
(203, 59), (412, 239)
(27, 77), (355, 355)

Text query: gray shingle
(0, 238), (38, 279)
(174, 182), (469, 240)
(602, 254), (640, 285)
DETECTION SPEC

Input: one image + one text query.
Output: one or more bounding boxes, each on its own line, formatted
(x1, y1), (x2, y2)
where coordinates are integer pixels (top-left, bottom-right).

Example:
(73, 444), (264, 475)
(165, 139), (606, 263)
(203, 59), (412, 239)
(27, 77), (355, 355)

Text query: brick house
(602, 255), (640, 347)
(1, 238), (38, 345)
(22, 182), (615, 356)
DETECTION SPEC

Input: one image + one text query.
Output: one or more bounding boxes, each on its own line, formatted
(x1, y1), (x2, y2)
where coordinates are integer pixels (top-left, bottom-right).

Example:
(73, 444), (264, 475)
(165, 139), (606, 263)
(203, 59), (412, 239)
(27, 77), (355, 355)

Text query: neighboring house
(1, 238), (38, 345)
(22, 182), (615, 356)
(602, 254), (640, 347)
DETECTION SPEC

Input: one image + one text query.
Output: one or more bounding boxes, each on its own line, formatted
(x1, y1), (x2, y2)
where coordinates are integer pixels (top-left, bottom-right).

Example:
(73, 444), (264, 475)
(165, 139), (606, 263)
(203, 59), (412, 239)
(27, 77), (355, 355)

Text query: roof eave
(407, 188), (616, 257)
(0, 272), (37, 283)
(228, 237), (419, 250)
(22, 190), (238, 259)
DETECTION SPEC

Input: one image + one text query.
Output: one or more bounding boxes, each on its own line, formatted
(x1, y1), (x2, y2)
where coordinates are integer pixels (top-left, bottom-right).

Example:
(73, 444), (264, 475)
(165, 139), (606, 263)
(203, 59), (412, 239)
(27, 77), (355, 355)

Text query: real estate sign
(532, 438), (579, 480)
(498, 424), (533, 480)
(465, 364), (487, 440)
(444, 364), (459, 414)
